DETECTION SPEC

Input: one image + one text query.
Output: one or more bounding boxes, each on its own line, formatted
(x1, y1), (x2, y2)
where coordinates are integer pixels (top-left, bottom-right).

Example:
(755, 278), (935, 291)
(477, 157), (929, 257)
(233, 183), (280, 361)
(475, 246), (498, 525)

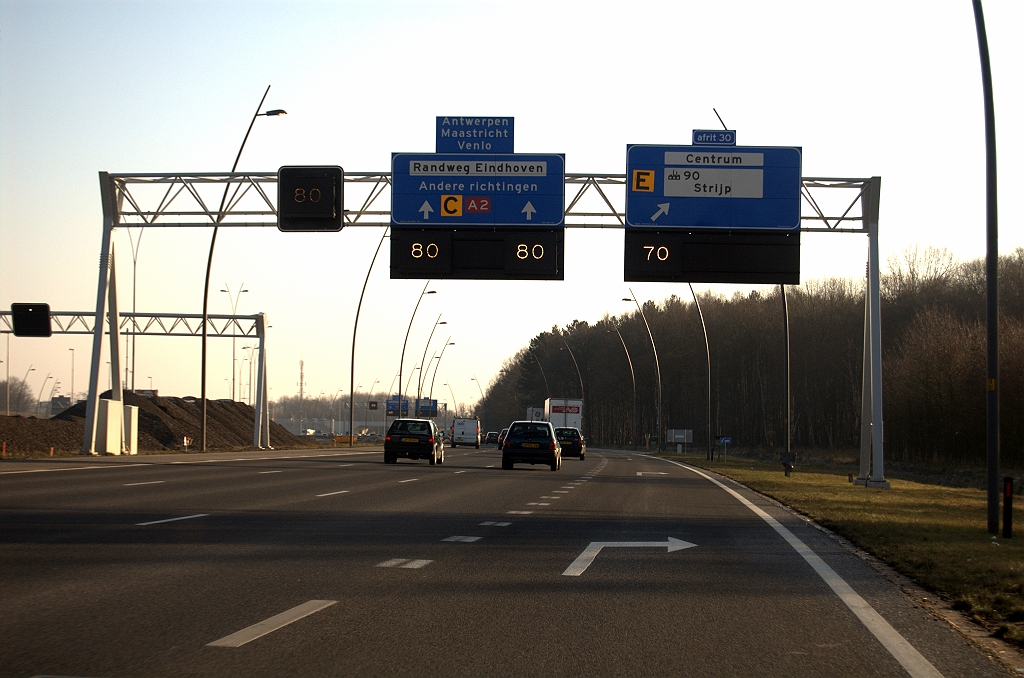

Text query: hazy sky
(1, 0), (1021, 414)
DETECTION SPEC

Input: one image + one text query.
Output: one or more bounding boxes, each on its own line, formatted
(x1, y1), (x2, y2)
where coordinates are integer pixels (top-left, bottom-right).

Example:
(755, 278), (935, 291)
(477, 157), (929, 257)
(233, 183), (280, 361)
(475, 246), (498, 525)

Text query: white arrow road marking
(419, 201), (434, 219)
(522, 201), (536, 220)
(562, 537), (696, 576)
(651, 203), (670, 221)
(207, 600), (336, 647)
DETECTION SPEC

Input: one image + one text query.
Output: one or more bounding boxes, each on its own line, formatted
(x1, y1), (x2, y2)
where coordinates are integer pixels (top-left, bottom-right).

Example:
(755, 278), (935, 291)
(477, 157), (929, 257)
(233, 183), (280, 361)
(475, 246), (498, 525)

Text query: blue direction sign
(436, 116), (514, 153)
(625, 145), (801, 229)
(391, 153), (565, 227)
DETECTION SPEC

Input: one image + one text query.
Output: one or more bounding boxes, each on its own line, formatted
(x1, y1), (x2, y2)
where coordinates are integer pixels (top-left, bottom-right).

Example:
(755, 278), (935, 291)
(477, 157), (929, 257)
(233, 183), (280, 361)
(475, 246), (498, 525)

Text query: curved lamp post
(416, 315), (446, 404)
(443, 380), (458, 423)
(221, 283), (248, 401)
(470, 375), (484, 402)
(608, 326), (636, 449)
(398, 282), (435, 418)
(688, 283), (713, 461)
(625, 289), (662, 452)
(530, 348), (550, 400)
(558, 338), (584, 402)
(349, 227), (390, 446)
(201, 86), (285, 451)
(427, 339), (455, 415)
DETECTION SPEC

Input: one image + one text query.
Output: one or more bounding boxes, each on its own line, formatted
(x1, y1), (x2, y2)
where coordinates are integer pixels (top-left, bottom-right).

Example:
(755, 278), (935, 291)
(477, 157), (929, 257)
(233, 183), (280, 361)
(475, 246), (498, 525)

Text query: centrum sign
(436, 116), (514, 153)
(391, 152), (565, 227)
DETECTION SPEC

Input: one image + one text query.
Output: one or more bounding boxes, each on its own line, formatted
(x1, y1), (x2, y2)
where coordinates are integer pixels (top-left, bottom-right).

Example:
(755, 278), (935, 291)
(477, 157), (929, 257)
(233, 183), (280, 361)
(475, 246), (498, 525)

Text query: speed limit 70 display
(390, 228), (563, 280)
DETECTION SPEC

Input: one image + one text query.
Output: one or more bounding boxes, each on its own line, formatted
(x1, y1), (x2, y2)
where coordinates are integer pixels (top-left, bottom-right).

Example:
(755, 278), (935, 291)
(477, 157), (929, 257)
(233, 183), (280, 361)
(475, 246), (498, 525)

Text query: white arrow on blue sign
(625, 144), (801, 230)
(391, 153), (565, 227)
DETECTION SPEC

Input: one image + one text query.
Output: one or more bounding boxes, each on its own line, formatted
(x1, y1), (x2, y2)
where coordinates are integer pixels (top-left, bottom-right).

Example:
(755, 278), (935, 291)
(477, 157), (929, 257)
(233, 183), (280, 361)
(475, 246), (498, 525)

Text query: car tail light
(385, 435), (391, 443)
(428, 437), (434, 444)
(549, 440), (556, 450)
(503, 440), (510, 449)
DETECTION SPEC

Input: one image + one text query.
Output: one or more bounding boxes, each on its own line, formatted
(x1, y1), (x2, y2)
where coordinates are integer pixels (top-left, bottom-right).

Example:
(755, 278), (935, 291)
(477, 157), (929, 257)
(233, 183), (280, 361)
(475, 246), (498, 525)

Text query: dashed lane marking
(124, 481), (165, 486)
(207, 600), (336, 648)
(258, 470), (284, 474)
(442, 536), (482, 542)
(527, 502), (550, 506)
(399, 478), (419, 483)
(377, 558), (432, 569)
(508, 510), (533, 515)
(316, 490), (349, 497)
(136, 513), (208, 526)
(479, 521), (512, 526)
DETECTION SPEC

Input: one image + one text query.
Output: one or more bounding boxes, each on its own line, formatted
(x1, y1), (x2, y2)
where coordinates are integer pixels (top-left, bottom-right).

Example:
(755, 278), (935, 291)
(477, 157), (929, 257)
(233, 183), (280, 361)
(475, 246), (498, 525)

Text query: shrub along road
(0, 447), (1012, 677)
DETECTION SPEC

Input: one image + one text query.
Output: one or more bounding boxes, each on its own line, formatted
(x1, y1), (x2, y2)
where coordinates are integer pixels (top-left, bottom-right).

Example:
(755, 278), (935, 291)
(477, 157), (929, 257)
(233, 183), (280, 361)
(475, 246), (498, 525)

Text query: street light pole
(626, 289), (662, 453)
(68, 349), (75, 407)
(444, 381), (458, 422)
(559, 338), (585, 402)
(417, 315), (446, 405)
(608, 327), (636, 450)
(471, 375), (484, 401)
(398, 282), (434, 419)
(200, 85), (286, 452)
(530, 347), (550, 400)
(688, 283), (713, 461)
(350, 226), (389, 447)
(428, 339), (455, 416)
(221, 283), (248, 401)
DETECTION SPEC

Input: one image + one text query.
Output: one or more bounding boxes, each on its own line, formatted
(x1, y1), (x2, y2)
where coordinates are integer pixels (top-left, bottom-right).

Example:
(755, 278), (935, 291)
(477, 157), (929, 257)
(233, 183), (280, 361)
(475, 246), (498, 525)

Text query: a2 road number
(643, 245), (669, 261)
(411, 242), (440, 259)
(516, 244), (545, 260)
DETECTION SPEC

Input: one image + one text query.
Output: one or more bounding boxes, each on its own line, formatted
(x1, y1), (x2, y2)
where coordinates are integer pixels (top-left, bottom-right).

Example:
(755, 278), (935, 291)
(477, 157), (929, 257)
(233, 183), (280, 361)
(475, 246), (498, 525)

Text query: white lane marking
(442, 535), (482, 543)
(335, 464), (353, 467)
(495, 521), (511, 526)
(563, 537), (696, 576)
(637, 471), (668, 476)
(258, 470), (285, 474)
(480, 521), (496, 525)
(124, 480), (165, 486)
(658, 457), (945, 678)
(377, 558), (409, 567)
(527, 502), (550, 506)
(1, 463), (147, 475)
(400, 559), (432, 569)
(553, 490), (569, 494)
(399, 478), (419, 483)
(136, 513), (208, 526)
(486, 465), (495, 468)
(207, 600), (336, 648)
(316, 490), (349, 497)
(508, 510), (533, 515)
(454, 470), (467, 474)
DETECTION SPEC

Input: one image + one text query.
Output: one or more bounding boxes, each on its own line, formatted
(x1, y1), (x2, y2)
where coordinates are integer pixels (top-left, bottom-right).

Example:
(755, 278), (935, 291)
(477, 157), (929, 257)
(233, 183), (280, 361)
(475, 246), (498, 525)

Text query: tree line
(476, 247), (1023, 468)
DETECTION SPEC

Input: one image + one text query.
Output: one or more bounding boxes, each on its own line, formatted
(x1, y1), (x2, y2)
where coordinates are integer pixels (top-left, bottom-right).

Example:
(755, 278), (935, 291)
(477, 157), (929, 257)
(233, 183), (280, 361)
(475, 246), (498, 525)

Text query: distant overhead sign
(436, 116), (514, 153)
(625, 145), (801, 229)
(391, 153), (565, 227)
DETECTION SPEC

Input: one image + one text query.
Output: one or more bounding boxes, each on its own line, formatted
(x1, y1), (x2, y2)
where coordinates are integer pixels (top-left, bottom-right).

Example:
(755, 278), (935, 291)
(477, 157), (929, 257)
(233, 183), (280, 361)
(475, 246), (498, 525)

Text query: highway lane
(0, 448), (1006, 677)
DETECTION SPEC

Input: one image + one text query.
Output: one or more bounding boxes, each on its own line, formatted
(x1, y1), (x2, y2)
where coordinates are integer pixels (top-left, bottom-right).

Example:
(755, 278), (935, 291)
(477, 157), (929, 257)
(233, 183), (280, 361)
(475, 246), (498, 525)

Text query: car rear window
(508, 423), (552, 439)
(556, 428), (579, 440)
(390, 421), (430, 434)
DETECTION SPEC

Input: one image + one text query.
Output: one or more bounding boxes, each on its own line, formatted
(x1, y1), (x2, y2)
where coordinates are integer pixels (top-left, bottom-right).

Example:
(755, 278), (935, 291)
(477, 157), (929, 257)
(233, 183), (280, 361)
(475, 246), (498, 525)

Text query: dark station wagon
(555, 427), (586, 460)
(501, 420), (561, 471)
(384, 419), (444, 465)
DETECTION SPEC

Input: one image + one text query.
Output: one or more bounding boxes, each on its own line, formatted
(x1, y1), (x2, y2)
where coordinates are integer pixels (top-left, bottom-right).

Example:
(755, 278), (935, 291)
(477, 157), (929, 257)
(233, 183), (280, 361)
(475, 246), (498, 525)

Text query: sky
(1, 0), (1021, 418)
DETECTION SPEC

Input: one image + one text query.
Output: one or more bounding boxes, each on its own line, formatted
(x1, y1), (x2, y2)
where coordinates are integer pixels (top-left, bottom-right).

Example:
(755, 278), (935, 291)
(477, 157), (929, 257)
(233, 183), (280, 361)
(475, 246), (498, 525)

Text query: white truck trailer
(544, 398), (583, 431)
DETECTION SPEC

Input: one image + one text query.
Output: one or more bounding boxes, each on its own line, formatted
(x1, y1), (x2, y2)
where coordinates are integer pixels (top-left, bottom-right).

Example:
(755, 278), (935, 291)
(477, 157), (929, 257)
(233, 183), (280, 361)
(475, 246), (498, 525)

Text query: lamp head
(263, 109), (287, 116)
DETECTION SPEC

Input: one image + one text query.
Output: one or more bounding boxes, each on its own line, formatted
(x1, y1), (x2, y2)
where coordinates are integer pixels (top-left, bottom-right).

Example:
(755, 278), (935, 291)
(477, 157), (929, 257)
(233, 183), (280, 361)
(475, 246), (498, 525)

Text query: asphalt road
(0, 447), (1008, 677)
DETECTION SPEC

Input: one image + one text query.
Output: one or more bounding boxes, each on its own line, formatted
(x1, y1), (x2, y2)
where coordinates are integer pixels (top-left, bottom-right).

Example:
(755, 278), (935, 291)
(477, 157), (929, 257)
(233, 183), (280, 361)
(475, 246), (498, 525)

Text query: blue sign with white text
(692, 130), (737, 146)
(625, 145), (801, 229)
(391, 153), (565, 227)
(436, 116), (514, 153)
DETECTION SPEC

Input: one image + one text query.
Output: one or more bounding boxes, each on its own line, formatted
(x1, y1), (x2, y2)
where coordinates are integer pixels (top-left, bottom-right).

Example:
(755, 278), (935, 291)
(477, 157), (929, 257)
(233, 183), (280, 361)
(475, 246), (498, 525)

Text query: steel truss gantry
(1, 311), (262, 338)
(91, 171), (885, 486)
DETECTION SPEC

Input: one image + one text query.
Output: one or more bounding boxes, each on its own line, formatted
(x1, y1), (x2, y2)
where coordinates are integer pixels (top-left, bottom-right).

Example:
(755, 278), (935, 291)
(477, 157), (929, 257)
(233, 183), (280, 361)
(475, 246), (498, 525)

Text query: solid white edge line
(136, 513), (208, 526)
(1, 463), (147, 475)
(207, 600), (336, 648)
(657, 457), (944, 678)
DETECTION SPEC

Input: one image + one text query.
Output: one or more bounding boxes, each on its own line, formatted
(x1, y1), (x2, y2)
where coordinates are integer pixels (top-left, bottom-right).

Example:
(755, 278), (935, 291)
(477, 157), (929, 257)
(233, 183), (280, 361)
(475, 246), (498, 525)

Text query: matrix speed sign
(277, 166), (344, 232)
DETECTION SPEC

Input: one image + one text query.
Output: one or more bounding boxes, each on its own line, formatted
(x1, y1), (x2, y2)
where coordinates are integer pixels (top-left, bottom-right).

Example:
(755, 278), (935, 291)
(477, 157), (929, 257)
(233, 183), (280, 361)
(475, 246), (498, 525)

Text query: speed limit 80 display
(390, 228), (562, 280)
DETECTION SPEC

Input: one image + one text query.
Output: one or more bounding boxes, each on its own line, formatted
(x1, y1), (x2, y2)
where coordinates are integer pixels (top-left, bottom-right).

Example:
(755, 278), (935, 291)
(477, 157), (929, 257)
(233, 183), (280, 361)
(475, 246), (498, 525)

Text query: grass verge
(659, 452), (1024, 649)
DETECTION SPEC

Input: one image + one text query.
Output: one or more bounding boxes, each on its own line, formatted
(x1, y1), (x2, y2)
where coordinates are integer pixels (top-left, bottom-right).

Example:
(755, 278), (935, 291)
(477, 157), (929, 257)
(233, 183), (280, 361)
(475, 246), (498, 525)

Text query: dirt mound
(1, 391), (315, 456)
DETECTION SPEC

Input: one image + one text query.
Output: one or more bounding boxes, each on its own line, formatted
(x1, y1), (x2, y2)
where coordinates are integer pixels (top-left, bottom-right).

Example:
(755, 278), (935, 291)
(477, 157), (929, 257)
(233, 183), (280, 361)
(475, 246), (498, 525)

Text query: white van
(450, 418), (481, 448)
